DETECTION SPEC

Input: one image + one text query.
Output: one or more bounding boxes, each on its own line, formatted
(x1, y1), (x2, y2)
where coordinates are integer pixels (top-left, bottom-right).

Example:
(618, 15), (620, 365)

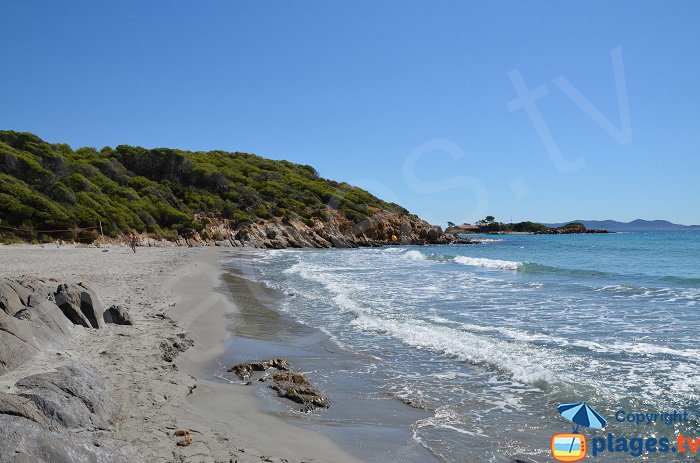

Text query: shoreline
(215, 249), (440, 463)
(0, 244), (364, 463)
(168, 247), (366, 463)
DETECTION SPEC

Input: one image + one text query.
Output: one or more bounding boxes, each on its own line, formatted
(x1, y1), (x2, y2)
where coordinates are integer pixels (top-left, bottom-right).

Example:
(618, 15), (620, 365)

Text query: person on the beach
(129, 231), (138, 253)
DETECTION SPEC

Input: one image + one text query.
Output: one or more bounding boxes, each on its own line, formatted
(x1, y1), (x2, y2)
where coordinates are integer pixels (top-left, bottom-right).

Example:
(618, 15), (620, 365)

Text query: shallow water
(222, 231), (700, 462)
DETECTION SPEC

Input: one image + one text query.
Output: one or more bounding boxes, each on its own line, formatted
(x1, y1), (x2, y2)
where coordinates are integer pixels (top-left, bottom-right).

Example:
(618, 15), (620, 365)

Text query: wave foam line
(453, 256), (522, 270)
(351, 315), (555, 387)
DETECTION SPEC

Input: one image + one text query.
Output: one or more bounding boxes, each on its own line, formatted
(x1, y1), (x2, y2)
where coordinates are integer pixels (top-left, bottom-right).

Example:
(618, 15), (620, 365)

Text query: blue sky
(2, 1), (699, 225)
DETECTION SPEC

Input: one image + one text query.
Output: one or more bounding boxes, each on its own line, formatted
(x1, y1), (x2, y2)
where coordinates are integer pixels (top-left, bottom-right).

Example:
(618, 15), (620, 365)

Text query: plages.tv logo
(551, 402), (607, 462)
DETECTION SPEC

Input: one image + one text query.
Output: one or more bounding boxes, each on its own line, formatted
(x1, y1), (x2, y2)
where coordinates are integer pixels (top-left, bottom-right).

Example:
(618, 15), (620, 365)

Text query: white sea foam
(413, 406), (491, 438)
(404, 250), (426, 261)
(611, 342), (700, 360)
(571, 339), (700, 360)
(350, 315), (555, 386)
(452, 256), (521, 270)
(471, 238), (504, 244)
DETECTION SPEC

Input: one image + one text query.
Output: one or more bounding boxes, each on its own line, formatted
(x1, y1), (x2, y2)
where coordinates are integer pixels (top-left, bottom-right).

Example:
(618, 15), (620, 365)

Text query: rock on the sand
(0, 279), (24, 315)
(0, 310), (41, 375)
(54, 282), (105, 329)
(103, 304), (133, 325)
(0, 277), (140, 462)
(0, 414), (134, 463)
(16, 362), (119, 430)
(0, 392), (51, 427)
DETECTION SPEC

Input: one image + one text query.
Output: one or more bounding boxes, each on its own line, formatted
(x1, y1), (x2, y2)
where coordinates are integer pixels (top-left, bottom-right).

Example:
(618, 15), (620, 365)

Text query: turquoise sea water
(231, 231), (700, 462)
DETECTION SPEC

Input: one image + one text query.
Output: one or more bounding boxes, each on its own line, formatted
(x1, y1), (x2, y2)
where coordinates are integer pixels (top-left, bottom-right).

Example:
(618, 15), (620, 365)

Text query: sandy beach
(0, 244), (364, 463)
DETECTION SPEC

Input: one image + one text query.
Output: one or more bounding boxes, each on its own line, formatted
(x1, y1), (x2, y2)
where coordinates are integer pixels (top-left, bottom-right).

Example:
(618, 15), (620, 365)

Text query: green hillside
(0, 131), (407, 243)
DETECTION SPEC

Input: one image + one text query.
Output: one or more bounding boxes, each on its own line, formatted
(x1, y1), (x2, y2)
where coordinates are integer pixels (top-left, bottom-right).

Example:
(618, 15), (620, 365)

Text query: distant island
(446, 216), (608, 235)
(544, 219), (700, 232)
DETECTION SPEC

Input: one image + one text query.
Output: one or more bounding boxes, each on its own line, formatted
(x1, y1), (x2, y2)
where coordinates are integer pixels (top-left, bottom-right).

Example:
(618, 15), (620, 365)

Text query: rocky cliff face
(188, 209), (469, 249)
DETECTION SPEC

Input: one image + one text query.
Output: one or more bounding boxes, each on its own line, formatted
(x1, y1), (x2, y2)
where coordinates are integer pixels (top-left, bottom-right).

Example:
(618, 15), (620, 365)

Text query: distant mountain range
(544, 219), (700, 232)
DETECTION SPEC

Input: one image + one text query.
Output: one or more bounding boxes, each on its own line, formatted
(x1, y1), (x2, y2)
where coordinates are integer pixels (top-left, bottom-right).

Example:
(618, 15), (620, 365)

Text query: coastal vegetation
(0, 131), (409, 243)
(446, 217), (607, 234)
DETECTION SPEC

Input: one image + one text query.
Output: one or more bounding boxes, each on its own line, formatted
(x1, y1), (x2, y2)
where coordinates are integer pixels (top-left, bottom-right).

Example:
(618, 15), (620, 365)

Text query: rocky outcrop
(228, 358), (329, 411)
(0, 279), (24, 315)
(16, 363), (118, 430)
(228, 358), (291, 381)
(0, 278), (79, 376)
(267, 371), (330, 411)
(189, 209), (474, 249)
(54, 283), (105, 329)
(0, 392), (51, 427)
(0, 414), (134, 463)
(0, 278), (138, 462)
(103, 305), (133, 325)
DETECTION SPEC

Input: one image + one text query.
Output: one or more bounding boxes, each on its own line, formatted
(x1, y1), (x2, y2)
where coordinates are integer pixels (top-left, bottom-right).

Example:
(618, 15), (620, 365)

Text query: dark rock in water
(0, 414), (135, 463)
(16, 362), (118, 430)
(54, 283), (105, 329)
(228, 358), (291, 380)
(226, 359), (329, 410)
(267, 371), (330, 410)
(103, 305), (133, 325)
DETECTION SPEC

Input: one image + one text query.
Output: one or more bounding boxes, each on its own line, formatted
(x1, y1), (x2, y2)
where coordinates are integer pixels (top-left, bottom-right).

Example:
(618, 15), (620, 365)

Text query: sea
(220, 231), (700, 462)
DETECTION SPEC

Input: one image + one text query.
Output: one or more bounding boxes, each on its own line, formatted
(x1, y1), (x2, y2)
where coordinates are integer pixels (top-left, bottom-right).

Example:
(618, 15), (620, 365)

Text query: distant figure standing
(129, 231), (138, 253)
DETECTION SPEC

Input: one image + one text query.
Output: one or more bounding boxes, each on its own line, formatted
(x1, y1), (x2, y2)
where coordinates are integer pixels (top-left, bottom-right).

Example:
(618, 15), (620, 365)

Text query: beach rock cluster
(0, 278), (137, 462)
(103, 304), (134, 325)
(1, 279), (132, 376)
(267, 371), (331, 411)
(184, 209), (474, 249)
(228, 358), (291, 380)
(229, 359), (329, 411)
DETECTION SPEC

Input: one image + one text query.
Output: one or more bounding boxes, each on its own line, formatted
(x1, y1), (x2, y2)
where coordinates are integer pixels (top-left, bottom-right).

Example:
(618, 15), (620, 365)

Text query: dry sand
(0, 243), (364, 463)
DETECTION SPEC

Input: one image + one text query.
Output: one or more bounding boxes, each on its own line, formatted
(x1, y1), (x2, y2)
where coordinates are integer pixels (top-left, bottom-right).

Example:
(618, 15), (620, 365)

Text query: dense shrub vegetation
(0, 131), (407, 242)
(446, 216), (548, 234)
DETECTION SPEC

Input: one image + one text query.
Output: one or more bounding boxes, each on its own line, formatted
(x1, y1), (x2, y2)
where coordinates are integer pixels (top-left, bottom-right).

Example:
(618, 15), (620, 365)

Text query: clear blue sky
(2, 1), (699, 226)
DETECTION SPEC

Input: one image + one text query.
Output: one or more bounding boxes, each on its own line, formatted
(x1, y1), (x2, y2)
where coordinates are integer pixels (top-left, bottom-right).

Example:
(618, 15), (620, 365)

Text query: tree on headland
(476, 215), (496, 226)
(445, 215), (548, 234)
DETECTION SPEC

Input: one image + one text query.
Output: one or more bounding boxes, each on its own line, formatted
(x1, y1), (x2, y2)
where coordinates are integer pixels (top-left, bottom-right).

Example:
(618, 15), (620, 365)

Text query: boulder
(0, 310), (40, 375)
(26, 300), (75, 340)
(0, 392), (50, 426)
(18, 278), (55, 306)
(2, 279), (32, 306)
(0, 414), (135, 463)
(54, 283), (104, 329)
(267, 371), (330, 410)
(16, 362), (118, 430)
(0, 279), (23, 315)
(103, 305), (133, 325)
(228, 358), (290, 380)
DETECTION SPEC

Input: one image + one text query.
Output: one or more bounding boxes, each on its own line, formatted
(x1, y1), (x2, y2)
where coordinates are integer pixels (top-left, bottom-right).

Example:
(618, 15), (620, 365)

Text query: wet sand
(214, 248), (441, 463)
(0, 243), (365, 463)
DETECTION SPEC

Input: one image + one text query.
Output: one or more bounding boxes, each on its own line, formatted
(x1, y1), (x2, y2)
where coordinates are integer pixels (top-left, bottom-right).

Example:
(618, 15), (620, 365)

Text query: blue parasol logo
(558, 402), (608, 433)
(551, 402), (607, 462)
